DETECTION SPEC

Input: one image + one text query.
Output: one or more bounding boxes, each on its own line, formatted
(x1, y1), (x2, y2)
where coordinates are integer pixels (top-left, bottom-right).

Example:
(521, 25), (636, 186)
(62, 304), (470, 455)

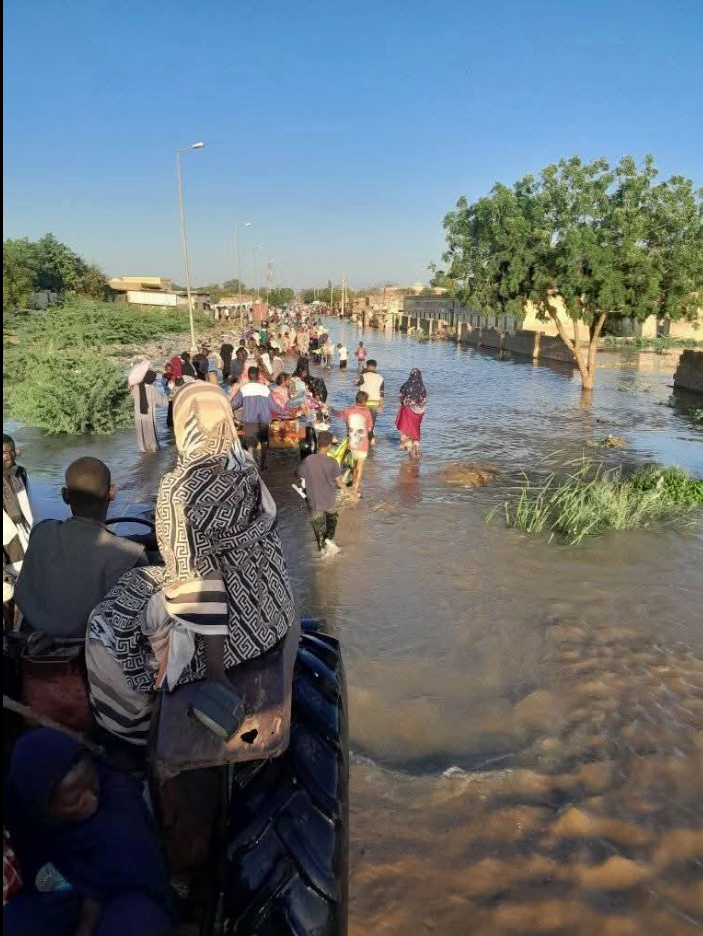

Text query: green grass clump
(4, 349), (132, 435)
(3, 300), (189, 435)
(488, 459), (702, 545)
(600, 335), (703, 352)
(629, 465), (703, 506)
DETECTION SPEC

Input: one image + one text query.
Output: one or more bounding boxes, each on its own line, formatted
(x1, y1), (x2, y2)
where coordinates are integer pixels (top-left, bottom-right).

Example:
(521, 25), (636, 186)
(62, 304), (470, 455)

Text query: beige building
(109, 276), (212, 310)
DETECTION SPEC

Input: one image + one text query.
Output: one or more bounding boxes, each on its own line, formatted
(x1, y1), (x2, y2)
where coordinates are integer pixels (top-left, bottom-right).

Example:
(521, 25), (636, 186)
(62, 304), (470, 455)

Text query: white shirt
(338, 346), (348, 362)
(359, 371), (384, 403)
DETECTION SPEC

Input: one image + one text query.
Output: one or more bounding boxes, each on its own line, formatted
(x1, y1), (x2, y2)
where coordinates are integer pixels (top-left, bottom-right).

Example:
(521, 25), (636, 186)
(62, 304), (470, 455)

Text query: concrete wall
(665, 315), (703, 341)
(674, 350), (703, 394)
(125, 290), (187, 307)
(457, 326), (577, 365)
(403, 295), (590, 341)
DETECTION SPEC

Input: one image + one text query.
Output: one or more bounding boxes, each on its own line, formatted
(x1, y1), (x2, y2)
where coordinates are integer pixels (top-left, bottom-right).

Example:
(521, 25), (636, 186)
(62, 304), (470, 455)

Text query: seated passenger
(3, 728), (175, 936)
(15, 458), (146, 637)
(86, 383), (296, 744)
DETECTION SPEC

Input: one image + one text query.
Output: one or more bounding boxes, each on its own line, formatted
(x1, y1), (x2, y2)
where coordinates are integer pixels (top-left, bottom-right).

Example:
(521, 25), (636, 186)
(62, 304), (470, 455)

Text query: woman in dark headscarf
(3, 728), (175, 935)
(396, 368), (427, 457)
(220, 341), (235, 381)
(130, 365), (167, 454)
(180, 352), (197, 379)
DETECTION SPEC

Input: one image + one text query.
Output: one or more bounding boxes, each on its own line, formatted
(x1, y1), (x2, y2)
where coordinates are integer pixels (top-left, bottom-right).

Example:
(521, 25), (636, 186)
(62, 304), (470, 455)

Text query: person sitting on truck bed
(3, 728), (175, 936)
(15, 458), (146, 637)
(84, 383), (297, 746)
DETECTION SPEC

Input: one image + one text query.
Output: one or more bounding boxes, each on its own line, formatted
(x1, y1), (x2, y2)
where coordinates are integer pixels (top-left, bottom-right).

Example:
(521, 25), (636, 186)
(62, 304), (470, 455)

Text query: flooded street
(8, 321), (703, 935)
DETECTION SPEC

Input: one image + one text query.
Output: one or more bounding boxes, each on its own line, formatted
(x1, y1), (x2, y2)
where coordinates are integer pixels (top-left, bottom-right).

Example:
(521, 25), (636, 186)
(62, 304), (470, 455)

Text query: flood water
(7, 321), (703, 935)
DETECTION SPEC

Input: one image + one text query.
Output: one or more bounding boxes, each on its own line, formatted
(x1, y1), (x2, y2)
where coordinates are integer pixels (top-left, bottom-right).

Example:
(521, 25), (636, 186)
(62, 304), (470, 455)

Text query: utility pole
(341, 274), (347, 318)
(176, 141), (206, 351)
(266, 254), (273, 304)
(236, 221), (252, 303)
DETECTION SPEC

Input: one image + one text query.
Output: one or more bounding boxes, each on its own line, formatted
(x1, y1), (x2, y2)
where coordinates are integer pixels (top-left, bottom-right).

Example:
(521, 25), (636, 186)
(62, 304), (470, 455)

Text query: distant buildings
(108, 277), (210, 309)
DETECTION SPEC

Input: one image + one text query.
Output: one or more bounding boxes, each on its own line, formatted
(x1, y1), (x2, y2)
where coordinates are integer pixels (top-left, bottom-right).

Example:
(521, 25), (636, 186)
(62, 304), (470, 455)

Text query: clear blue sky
(3, 0), (702, 290)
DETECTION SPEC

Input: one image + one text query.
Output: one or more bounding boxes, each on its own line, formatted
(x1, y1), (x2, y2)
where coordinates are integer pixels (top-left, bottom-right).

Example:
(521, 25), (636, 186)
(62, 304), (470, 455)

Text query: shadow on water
(7, 320), (703, 935)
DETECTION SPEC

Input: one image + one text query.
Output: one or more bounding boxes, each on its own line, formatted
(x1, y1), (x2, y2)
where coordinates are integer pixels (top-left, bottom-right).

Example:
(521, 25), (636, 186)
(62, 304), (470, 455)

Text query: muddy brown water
(7, 321), (703, 934)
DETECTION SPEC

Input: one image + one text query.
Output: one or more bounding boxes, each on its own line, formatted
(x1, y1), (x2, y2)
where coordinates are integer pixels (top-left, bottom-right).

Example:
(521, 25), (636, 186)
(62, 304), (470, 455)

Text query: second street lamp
(253, 245), (264, 300)
(236, 221), (252, 304)
(176, 141), (205, 350)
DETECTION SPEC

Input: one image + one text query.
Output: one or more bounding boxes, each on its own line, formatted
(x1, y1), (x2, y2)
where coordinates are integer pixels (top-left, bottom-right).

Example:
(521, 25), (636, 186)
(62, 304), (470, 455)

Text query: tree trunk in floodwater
(547, 308), (607, 392)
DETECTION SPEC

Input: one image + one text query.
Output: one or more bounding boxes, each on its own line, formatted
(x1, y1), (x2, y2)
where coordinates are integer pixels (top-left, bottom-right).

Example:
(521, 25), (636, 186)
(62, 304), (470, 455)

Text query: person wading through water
(335, 391), (374, 499)
(230, 367), (290, 470)
(396, 367), (427, 458)
(129, 363), (168, 454)
(357, 359), (385, 447)
(296, 431), (345, 558)
(180, 352), (197, 379)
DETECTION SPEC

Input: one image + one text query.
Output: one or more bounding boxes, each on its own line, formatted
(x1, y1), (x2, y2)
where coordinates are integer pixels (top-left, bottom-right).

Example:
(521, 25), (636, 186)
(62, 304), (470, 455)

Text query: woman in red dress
(395, 368), (427, 457)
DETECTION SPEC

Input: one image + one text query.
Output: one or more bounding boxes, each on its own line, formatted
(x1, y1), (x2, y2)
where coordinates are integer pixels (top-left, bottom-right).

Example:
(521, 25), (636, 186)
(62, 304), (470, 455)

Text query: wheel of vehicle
(222, 620), (349, 936)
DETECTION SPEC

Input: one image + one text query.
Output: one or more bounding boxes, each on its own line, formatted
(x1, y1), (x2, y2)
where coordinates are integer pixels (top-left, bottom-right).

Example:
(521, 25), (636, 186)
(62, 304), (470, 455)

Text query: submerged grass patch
(488, 460), (703, 545)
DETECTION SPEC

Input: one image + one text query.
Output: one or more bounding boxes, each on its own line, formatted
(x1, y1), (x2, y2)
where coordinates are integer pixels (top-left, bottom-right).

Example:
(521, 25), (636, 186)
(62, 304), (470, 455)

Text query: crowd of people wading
(1, 304), (425, 934)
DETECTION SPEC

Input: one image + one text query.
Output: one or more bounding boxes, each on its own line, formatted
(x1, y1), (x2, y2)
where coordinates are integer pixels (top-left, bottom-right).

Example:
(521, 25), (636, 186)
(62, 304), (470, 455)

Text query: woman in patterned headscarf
(87, 383), (296, 745)
(395, 368), (427, 457)
(158, 382), (296, 683)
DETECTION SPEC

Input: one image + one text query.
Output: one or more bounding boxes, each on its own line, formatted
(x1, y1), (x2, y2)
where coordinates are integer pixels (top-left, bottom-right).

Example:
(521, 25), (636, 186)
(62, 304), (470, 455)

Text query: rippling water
(7, 321), (703, 935)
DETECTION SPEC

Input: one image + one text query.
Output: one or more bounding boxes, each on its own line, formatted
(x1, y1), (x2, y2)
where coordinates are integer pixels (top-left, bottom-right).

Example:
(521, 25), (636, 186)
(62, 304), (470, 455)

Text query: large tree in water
(440, 156), (703, 391)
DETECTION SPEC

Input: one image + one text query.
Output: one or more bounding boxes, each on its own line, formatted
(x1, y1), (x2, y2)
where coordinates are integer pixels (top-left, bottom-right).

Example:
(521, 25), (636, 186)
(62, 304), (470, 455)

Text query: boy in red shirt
(335, 391), (374, 499)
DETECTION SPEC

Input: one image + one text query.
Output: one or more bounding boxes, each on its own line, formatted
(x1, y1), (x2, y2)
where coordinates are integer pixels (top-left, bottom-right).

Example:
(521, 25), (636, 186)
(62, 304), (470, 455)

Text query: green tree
(427, 263), (456, 294)
(267, 287), (295, 306)
(3, 239), (36, 310)
(300, 284), (351, 305)
(441, 156), (703, 390)
(75, 262), (109, 300)
(222, 278), (252, 295)
(32, 233), (87, 292)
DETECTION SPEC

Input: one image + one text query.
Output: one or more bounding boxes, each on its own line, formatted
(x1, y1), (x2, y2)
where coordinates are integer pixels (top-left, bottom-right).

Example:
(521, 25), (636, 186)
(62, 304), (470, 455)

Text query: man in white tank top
(357, 360), (385, 446)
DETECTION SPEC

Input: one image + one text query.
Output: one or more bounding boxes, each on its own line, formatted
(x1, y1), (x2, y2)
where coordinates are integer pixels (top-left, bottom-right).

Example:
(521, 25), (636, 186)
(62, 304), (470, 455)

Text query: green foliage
(3, 233), (110, 308)
(299, 285), (355, 305)
(3, 239), (36, 310)
(629, 465), (703, 506)
(4, 348), (132, 435)
(195, 280), (295, 305)
(488, 459), (701, 545)
(75, 263), (109, 300)
(441, 156), (703, 388)
(427, 264), (456, 295)
(600, 335), (703, 351)
(6, 300), (190, 353)
(267, 287), (296, 307)
(4, 300), (191, 435)
(31, 234), (86, 293)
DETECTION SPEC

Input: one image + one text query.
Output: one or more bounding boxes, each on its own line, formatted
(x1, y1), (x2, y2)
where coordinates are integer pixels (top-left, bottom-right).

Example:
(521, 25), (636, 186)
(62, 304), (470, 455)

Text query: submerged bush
(629, 465), (703, 506)
(4, 349), (132, 435)
(488, 459), (702, 545)
(3, 299), (192, 435)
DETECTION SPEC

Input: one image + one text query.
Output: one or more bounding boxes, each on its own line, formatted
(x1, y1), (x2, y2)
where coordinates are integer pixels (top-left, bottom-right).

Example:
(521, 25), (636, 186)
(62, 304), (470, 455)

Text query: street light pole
(266, 253), (273, 304)
(236, 221), (252, 304)
(176, 141), (205, 351)
(253, 245), (264, 300)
